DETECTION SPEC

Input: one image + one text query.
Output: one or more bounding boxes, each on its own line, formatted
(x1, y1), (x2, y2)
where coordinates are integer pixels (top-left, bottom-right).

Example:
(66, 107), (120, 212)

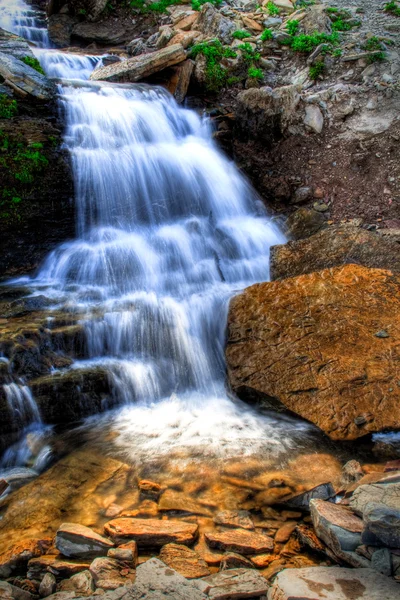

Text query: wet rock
(166, 59), (194, 104)
(341, 460), (364, 486)
(0, 451), (131, 553)
(0, 53), (55, 101)
(275, 521), (297, 543)
(68, 0), (108, 22)
(39, 573), (56, 598)
(103, 518), (198, 547)
(269, 566), (400, 600)
(48, 14), (78, 47)
(0, 479), (8, 495)
(0, 539), (50, 579)
(90, 45), (186, 83)
(129, 557), (207, 599)
(159, 543), (211, 579)
(271, 226), (400, 280)
(285, 483), (335, 510)
(350, 482), (400, 515)
(89, 557), (135, 590)
(58, 570), (94, 596)
(285, 207), (326, 241)
(158, 489), (212, 517)
(195, 3), (235, 45)
(0, 29), (34, 60)
(371, 547), (392, 576)
(55, 523), (114, 559)
(310, 499), (368, 567)
(72, 22), (127, 45)
(200, 568), (269, 599)
(214, 510), (254, 530)
(205, 529), (274, 555)
(27, 555), (91, 580)
(107, 541), (137, 566)
(362, 504), (400, 549)
(0, 582), (33, 600)
(220, 553), (254, 569)
(226, 264), (400, 441)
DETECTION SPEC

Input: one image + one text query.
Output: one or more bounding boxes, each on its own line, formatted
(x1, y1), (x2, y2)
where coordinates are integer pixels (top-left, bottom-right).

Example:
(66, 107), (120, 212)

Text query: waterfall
(4, 383), (41, 427)
(0, 0), (52, 48)
(1, 2), (313, 461)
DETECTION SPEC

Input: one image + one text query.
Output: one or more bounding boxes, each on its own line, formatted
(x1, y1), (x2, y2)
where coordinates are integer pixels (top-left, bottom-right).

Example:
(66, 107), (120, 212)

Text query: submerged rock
(103, 518), (199, 547)
(226, 264), (400, 440)
(55, 523), (114, 559)
(201, 568), (270, 599)
(89, 556), (135, 590)
(204, 529), (274, 555)
(159, 543), (211, 579)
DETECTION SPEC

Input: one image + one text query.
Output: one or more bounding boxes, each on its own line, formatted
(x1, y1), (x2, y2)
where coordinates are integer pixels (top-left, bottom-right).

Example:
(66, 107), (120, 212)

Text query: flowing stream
(0, 1), (319, 478)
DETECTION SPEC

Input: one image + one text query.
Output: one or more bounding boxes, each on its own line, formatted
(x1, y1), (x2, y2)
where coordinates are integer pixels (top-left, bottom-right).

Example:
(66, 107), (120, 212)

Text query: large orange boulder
(226, 264), (400, 440)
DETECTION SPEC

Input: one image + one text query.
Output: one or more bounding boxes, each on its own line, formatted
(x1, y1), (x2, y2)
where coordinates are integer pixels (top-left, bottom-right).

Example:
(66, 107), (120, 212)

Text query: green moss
(21, 56), (45, 75)
(260, 28), (273, 41)
(190, 40), (237, 92)
(266, 1), (279, 15)
(309, 60), (324, 79)
(237, 42), (260, 63)
(192, 0), (222, 10)
(286, 19), (299, 36)
(247, 66), (263, 80)
(0, 132), (50, 222)
(233, 30), (252, 40)
(0, 95), (17, 119)
(291, 31), (339, 52)
(384, 1), (400, 16)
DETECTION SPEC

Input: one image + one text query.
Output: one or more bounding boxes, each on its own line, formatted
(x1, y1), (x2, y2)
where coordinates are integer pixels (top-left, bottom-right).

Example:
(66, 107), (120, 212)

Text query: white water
(1, 2), (314, 462)
(0, 0), (51, 48)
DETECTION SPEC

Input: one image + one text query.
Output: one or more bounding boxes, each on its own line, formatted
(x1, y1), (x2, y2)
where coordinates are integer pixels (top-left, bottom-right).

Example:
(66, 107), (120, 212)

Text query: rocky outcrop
(269, 566), (400, 600)
(270, 226), (400, 280)
(90, 44), (186, 83)
(226, 264), (400, 440)
(0, 29), (33, 60)
(68, 0), (108, 22)
(195, 3), (235, 45)
(72, 21), (128, 45)
(0, 52), (55, 101)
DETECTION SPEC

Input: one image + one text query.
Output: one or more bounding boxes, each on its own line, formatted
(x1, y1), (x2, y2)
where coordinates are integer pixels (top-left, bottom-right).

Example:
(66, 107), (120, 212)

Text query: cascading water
(1, 1), (313, 467)
(0, 0), (51, 48)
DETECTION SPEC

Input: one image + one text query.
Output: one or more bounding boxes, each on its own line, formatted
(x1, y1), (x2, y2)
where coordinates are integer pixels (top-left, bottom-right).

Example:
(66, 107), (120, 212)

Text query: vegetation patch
(233, 30), (252, 40)
(190, 39), (237, 92)
(0, 131), (49, 222)
(384, 1), (400, 16)
(290, 31), (339, 52)
(247, 66), (263, 80)
(0, 95), (17, 119)
(260, 28), (273, 42)
(286, 19), (299, 36)
(309, 60), (325, 80)
(266, 1), (280, 16)
(237, 42), (260, 63)
(21, 56), (45, 75)
(364, 36), (386, 62)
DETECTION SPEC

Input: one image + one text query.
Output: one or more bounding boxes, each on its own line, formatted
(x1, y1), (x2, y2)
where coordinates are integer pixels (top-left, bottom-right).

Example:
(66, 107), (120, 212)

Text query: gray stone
(303, 105), (324, 133)
(285, 207), (326, 241)
(263, 17), (282, 28)
(362, 504), (400, 549)
(291, 186), (312, 205)
(0, 582), (33, 600)
(0, 29), (34, 60)
(39, 573), (57, 598)
(268, 566), (400, 600)
(200, 569), (269, 599)
(128, 558), (207, 599)
(371, 548), (392, 576)
(55, 523), (114, 559)
(48, 14), (78, 47)
(58, 570), (95, 596)
(310, 499), (369, 567)
(68, 0), (108, 22)
(89, 557), (135, 591)
(72, 22), (127, 45)
(274, 32), (293, 45)
(214, 510), (254, 530)
(195, 4), (235, 45)
(0, 52), (55, 101)
(285, 482), (335, 510)
(350, 482), (400, 516)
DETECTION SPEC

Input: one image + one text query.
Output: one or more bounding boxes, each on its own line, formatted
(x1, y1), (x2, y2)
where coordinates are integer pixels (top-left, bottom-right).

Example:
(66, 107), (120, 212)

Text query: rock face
(90, 45), (186, 83)
(55, 523), (114, 559)
(0, 53), (55, 101)
(363, 505), (400, 549)
(72, 21), (127, 45)
(205, 529), (274, 554)
(195, 3), (235, 44)
(159, 544), (211, 579)
(350, 482), (400, 515)
(0, 29), (33, 60)
(270, 226), (400, 280)
(226, 264), (400, 440)
(269, 566), (400, 600)
(103, 518), (198, 547)
(68, 0), (108, 22)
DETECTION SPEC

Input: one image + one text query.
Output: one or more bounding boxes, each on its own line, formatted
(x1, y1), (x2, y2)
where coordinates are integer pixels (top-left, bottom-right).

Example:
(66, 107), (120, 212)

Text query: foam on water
(0, 0), (51, 48)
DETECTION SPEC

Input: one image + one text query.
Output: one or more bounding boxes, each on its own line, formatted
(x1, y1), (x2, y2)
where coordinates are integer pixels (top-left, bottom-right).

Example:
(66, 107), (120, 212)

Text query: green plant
(21, 56), (45, 75)
(78, 7), (87, 15)
(260, 28), (273, 41)
(332, 47), (342, 57)
(266, 1), (279, 15)
(291, 31), (339, 52)
(286, 19), (299, 36)
(192, 0), (221, 10)
(226, 75), (241, 85)
(237, 42), (260, 63)
(232, 29), (252, 40)
(0, 95), (17, 119)
(384, 1), (400, 16)
(364, 36), (386, 62)
(247, 66), (263, 79)
(146, 0), (180, 13)
(309, 60), (324, 79)
(190, 40), (237, 92)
